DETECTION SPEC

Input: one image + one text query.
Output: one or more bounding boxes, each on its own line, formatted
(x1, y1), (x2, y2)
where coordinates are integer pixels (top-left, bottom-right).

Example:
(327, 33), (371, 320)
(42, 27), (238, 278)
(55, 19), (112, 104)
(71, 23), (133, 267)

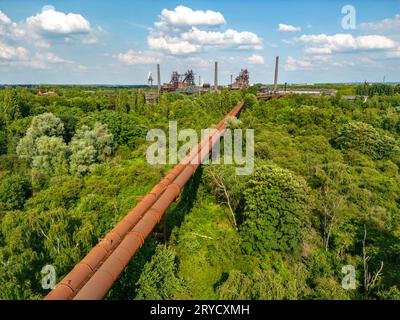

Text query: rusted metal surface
(45, 100), (244, 300)
(229, 69), (249, 90)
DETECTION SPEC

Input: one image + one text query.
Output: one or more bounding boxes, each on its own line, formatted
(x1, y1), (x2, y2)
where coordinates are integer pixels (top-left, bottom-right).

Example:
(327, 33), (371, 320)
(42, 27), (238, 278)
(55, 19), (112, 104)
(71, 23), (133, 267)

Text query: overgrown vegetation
(0, 85), (399, 300)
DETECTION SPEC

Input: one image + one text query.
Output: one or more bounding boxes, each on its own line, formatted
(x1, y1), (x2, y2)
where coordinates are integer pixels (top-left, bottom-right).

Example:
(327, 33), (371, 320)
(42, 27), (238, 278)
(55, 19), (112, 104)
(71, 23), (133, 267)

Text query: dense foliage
(0, 85), (399, 300)
(240, 164), (309, 254)
(356, 83), (400, 97)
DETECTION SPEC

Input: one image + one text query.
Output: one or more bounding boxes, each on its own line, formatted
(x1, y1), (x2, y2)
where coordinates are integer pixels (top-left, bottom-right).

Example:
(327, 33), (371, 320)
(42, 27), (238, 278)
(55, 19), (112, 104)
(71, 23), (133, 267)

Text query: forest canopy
(0, 85), (399, 300)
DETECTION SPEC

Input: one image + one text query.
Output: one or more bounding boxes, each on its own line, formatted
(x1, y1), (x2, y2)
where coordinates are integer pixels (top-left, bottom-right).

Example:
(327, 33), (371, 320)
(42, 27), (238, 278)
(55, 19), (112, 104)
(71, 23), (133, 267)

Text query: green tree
(0, 129), (6, 154)
(204, 164), (248, 227)
(244, 93), (258, 109)
(312, 162), (351, 251)
(69, 123), (115, 175)
(334, 121), (398, 160)
(136, 90), (146, 112)
(135, 245), (184, 300)
(16, 113), (64, 161)
(116, 90), (130, 113)
(32, 136), (69, 176)
(0, 174), (31, 212)
(1, 88), (21, 123)
(78, 110), (148, 149)
(240, 164), (309, 255)
(309, 277), (351, 300)
(217, 268), (301, 300)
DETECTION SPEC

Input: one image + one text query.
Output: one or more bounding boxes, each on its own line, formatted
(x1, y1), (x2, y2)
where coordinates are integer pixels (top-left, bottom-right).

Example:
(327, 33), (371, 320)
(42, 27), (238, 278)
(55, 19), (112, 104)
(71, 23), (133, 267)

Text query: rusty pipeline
(72, 129), (229, 300)
(45, 100), (244, 300)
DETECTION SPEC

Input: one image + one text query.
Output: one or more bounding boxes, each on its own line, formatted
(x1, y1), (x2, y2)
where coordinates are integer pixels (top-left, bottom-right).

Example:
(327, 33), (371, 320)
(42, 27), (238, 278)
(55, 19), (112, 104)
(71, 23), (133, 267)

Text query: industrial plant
(144, 57), (288, 104)
(144, 55), (347, 105)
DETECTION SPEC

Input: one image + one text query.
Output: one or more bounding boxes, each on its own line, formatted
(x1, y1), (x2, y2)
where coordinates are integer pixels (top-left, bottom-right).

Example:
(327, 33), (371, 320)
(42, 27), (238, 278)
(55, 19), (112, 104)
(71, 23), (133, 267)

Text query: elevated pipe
(73, 112), (237, 300)
(45, 138), (214, 300)
(45, 101), (244, 300)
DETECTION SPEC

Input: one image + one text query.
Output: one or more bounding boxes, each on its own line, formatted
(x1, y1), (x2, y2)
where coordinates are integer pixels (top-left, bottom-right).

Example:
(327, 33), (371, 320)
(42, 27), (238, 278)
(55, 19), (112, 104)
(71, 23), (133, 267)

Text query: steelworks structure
(45, 100), (245, 300)
(161, 69), (196, 93)
(229, 69), (250, 90)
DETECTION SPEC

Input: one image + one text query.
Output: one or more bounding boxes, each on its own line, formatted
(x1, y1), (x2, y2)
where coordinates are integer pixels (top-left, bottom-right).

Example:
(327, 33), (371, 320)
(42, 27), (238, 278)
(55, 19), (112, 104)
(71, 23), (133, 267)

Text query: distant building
(284, 88), (337, 96)
(258, 85), (272, 94)
(343, 95), (369, 102)
(37, 90), (58, 97)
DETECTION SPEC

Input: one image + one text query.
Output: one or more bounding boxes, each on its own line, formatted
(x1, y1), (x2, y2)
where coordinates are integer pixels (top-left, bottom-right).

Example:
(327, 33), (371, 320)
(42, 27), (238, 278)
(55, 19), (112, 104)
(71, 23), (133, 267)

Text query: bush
(16, 113), (64, 161)
(0, 130), (6, 155)
(135, 245), (184, 299)
(0, 174), (31, 212)
(32, 136), (69, 176)
(240, 164), (309, 255)
(69, 123), (115, 175)
(217, 268), (299, 300)
(334, 121), (398, 160)
(244, 93), (258, 109)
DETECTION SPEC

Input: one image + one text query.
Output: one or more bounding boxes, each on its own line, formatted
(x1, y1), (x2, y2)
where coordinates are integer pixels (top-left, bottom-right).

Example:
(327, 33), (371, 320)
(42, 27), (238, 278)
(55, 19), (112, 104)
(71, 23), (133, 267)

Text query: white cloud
(0, 10), (25, 39)
(148, 5), (262, 54)
(181, 27), (261, 47)
(311, 55), (332, 62)
(0, 45), (69, 69)
(10, 60), (48, 69)
(277, 23), (301, 32)
(158, 5), (226, 27)
(283, 53), (370, 72)
(0, 6), (98, 49)
(303, 47), (332, 54)
(35, 52), (68, 64)
(77, 64), (88, 71)
(0, 10), (12, 25)
(0, 11), (72, 70)
(386, 48), (400, 58)
(247, 54), (264, 64)
(359, 14), (400, 31)
(116, 49), (163, 65)
(284, 56), (314, 71)
(0, 42), (28, 60)
(183, 56), (211, 69)
(297, 33), (397, 54)
(26, 6), (91, 35)
(148, 37), (201, 54)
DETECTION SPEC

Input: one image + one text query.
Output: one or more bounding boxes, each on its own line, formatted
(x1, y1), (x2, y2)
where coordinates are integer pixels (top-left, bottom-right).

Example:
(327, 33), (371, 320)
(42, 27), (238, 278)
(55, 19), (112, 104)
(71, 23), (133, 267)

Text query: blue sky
(1, 0), (400, 84)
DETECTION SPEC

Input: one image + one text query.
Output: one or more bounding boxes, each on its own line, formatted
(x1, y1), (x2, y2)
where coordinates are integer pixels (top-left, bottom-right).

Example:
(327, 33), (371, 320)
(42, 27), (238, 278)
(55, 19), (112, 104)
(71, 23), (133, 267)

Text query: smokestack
(157, 64), (161, 92)
(230, 74), (233, 85)
(198, 76), (201, 96)
(273, 56), (279, 93)
(214, 61), (218, 92)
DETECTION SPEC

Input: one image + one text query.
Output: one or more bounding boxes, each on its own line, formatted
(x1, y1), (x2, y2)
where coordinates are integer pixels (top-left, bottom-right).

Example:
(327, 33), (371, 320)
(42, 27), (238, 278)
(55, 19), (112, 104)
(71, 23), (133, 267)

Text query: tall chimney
(273, 56), (279, 93)
(198, 76), (201, 96)
(214, 61), (218, 92)
(157, 64), (161, 93)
